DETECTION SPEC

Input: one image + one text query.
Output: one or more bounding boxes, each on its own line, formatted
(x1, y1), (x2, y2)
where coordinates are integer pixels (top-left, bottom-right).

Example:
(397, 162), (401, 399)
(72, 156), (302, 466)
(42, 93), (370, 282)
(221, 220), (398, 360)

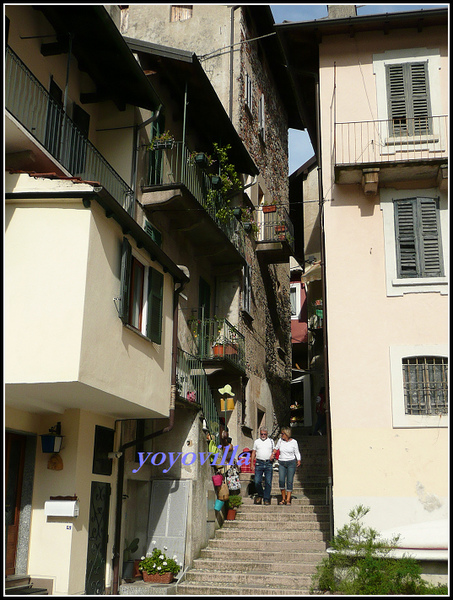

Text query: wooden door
(5, 433), (26, 575)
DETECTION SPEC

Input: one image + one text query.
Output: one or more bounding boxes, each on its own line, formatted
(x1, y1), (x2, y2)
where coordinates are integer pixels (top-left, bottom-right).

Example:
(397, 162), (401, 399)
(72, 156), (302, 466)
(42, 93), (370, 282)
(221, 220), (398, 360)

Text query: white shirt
(275, 438), (301, 462)
(252, 437), (274, 460)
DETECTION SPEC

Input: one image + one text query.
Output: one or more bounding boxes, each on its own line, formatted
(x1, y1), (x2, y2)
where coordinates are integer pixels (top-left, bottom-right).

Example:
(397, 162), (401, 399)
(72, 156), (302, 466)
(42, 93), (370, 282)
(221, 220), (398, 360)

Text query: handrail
(176, 348), (220, 438)
(188, 316), (246, 373)
(335, 115), (448, 166)
(256, 205), (295, 252)
(5, 45), (135, 216)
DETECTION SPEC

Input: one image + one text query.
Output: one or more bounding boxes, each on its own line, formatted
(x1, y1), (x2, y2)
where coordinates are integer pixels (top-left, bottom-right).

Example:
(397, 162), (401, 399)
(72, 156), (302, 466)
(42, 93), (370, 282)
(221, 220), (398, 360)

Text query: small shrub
(310, 505), (448, 595)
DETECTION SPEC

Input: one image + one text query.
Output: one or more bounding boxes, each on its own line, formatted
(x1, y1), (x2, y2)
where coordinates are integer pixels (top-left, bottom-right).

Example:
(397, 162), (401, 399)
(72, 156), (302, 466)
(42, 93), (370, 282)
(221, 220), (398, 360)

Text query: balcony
(176, 348), (220, 438)
(141, 143), (246, 265)
(188, 317), (246, 376)
(334, 115), (448, 188)
(255, 206), (295, 264)
(5, 45), (135, 216)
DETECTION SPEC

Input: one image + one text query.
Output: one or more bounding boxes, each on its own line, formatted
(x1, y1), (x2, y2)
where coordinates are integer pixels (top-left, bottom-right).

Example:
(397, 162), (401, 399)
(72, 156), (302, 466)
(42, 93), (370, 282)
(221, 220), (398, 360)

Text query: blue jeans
(278, 459), (297, 491)
(254, 460), (273, 501)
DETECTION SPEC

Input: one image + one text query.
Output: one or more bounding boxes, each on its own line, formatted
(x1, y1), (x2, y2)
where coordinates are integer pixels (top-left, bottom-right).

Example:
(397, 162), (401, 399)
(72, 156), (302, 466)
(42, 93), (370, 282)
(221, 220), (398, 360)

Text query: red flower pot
(142, 571), (174, 584)
(226, 508), (237, 520)
(263, 205), (276, 213)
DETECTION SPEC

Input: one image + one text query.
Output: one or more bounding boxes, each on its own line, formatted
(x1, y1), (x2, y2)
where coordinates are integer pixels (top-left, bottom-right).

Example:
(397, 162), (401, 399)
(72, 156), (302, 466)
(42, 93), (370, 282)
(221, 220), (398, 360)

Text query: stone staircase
(176, 434), (331, 595)
(5, 575), (48, 595)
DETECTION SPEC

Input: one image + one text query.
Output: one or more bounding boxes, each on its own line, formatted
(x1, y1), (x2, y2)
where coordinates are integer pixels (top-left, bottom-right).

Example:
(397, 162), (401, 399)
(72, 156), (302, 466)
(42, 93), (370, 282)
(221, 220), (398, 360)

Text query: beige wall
(318, 27), (448, 533)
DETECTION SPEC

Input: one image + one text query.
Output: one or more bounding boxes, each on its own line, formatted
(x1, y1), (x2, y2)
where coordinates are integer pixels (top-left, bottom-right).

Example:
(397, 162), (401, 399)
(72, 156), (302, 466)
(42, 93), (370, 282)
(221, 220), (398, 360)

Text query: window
(403, 356), (448, 416)
(119, 237), (164, 343)
(386, 62), (431, 136)
(290, 283), (301, 318)
(245, 72), (253, 113)
(394, 197), (443, 278)
(258, 94), (265, 141)
(390, 345), (448, 428)
(170, 5), (193, 22)
(243, 264), (252, 315)
(380, 188), (447, 296)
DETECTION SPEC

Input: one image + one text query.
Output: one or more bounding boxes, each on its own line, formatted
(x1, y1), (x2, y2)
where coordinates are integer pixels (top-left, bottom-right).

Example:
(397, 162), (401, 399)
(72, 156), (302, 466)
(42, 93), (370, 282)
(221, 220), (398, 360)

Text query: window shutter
(395, 199), (418, 277)
(147, 267), (164, 343)
(419, 197), (443, 277)
(386, 62), (430, 135)
(119, 237), (132, 322)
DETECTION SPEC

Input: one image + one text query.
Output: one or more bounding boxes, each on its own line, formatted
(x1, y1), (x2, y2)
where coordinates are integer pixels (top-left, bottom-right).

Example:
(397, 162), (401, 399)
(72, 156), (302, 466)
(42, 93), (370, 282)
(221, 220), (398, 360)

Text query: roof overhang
(35, 5), (162, 111)
(124, 37), (258, 176)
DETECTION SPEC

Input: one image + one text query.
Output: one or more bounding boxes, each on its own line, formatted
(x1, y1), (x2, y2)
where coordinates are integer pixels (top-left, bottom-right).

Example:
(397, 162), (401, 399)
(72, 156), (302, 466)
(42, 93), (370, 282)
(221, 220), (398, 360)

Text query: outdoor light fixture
(41, 422), (64, 453)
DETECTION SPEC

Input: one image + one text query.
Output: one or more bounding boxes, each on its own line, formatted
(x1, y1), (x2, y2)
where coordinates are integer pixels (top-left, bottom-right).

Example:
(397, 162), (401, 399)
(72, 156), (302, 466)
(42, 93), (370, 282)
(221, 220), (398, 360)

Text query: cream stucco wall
(318, 26), (448, 535)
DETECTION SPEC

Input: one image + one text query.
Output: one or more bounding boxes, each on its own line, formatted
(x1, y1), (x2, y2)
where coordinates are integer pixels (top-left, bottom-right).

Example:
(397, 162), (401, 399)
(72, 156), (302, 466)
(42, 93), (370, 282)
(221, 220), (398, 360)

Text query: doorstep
(118, 580), (178, 595)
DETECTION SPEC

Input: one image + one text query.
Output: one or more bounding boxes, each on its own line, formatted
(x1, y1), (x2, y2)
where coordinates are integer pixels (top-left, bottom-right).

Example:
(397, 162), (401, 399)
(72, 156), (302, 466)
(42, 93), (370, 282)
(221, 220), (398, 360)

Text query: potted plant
(262, 201), (277, 213)
(148, 131), (175, 150)
(241, 208), (259, 236)
(122, 537), (140, 580)
(226, 494), (243, 520)
(138, 548), (181, 584)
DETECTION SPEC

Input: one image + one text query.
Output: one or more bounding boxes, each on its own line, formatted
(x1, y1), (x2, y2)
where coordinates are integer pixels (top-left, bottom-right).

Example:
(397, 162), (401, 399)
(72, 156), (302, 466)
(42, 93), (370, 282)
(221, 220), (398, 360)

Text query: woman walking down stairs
(176, 434), (330, 595)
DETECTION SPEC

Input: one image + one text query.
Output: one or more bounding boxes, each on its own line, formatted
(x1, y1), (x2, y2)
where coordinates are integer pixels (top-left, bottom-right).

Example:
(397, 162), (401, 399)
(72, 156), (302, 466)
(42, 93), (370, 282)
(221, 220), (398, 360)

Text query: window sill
(392, 277), (447, 287)
(124, 323), (154, 343)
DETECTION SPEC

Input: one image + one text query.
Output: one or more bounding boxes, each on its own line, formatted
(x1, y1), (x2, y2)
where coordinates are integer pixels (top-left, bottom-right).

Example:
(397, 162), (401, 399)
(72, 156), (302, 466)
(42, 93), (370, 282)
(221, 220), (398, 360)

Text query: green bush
(310, 505), (448, 595)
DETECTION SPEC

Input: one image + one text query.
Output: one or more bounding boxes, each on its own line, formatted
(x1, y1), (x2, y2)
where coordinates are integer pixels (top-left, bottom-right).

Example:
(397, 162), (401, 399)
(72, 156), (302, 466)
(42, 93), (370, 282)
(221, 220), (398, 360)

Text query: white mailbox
(44, 500), (79, 517)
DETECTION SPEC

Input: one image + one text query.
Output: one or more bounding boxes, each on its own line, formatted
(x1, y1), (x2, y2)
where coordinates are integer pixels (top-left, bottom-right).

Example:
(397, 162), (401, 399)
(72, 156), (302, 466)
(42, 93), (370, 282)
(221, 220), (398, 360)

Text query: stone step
(223, 514), (329, 526)
(222, 520), (330, 532)
(184, 569), (313, 588)
(241, 496), (328, 506)
(235, 509), (328, 521)
(207, 538), (327, 552)
(215, 527), (328, 541)
(199, 547), (326, 563)
(192, 558), (318, 574)
(176, 582), (311, 595)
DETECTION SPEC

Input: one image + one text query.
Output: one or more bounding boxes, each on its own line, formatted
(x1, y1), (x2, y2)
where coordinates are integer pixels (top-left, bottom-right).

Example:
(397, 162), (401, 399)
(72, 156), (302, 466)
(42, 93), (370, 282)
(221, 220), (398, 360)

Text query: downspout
(229, 6), (240, 120)
(315, 74), (334, 541)
(112, 271), (188, 594)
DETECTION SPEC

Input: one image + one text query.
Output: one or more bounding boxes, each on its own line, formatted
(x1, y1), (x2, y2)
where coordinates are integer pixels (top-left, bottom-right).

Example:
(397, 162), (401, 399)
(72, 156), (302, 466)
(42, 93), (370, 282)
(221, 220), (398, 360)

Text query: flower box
(263, 205), (276, 213)
(194, 152), (209, 168)
(210, 175), (222, 189)
(142, 571), (174, 584)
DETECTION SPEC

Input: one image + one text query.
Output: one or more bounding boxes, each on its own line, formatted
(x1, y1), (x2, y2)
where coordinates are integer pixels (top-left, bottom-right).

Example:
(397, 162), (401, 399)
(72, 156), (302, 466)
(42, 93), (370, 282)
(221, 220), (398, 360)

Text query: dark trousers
(254, 459), (273, 501)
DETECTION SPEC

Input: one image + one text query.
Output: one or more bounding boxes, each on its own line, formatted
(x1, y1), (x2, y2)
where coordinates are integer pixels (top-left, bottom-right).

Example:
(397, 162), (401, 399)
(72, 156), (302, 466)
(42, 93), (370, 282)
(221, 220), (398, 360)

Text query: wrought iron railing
(5, 45), (135, 216)
(256, 206), (295, 252)
(188, 316), (246, 373)
(147, 143), (246, 258)
(176, 348), (220, 438)
(335, 115), (448, 166)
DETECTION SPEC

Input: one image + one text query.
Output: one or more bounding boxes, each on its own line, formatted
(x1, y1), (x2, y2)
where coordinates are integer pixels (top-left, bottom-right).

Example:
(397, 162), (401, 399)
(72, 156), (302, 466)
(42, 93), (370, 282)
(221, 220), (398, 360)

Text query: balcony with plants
(142, 139), (247, 265)
(254, 204), (295, 264)
(187, 315), (246, 376)
(5, 45), (135, 216)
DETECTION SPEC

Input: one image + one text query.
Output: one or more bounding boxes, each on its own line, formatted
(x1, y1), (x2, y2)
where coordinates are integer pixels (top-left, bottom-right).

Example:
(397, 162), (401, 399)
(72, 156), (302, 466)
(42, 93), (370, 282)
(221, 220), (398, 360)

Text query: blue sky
(269, 4), (448, 173)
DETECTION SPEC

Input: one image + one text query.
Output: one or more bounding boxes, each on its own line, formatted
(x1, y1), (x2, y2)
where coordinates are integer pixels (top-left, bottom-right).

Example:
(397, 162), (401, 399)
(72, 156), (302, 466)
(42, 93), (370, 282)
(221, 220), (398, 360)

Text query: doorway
(5, 432), (26, 575)
(85, 481), (111, 594)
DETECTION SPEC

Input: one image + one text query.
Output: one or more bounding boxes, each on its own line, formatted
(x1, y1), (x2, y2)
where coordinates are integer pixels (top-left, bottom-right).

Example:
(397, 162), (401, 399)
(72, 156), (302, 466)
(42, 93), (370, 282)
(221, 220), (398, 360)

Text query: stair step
(207, 538), (327, 551)
(184, 569), (313, 587)
(176, 582), (311, 595)
(200, 548), (326, 563)
(216, 528), (328, 541)
(223, 516), (329, 528)
(192, 558), (319, 574)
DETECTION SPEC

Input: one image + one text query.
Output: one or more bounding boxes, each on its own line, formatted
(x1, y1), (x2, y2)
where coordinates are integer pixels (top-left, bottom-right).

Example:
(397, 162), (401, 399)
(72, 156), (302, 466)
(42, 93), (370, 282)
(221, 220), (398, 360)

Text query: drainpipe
(315, 75), (334, 541)
(229, 6), (240, 120)
(112, 270), (189, 594)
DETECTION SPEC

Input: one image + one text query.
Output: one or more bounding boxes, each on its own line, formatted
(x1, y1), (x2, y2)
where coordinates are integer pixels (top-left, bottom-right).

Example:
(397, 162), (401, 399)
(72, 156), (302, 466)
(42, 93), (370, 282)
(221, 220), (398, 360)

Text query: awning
(301, 261), (322, 283)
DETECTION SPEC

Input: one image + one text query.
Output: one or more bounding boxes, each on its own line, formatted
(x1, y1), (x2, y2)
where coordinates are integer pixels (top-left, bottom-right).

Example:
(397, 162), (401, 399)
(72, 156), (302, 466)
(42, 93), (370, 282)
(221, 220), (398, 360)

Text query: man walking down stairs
(176, 434), (330, 595)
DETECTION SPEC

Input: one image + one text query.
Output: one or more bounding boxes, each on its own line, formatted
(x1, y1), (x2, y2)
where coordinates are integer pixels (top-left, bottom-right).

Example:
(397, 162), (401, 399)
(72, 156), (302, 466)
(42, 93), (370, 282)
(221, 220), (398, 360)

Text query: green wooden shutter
(419, 197), (443, 277)
(147, 267), (164, 343)
(119, 237), (132, 322)
(395, 198), (442, 278)
(386, 62), (430, 136)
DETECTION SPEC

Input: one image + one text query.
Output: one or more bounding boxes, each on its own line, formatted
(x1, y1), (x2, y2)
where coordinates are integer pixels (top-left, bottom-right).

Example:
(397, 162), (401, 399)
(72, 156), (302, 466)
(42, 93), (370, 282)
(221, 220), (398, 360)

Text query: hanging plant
(205, 143), (243, 224)
(148, 130), (175, 150)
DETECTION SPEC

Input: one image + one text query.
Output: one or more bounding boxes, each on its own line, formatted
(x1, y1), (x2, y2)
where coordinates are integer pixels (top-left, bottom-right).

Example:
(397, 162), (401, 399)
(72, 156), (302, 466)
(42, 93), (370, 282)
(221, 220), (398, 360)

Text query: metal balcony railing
(5, 45), (135, 216)
(256, 206), (295, 252)
(335, 115), (448, 166)
(176, 348), (220, 438)
(188, 316), (246, 373)
(147, 143), (246, 258)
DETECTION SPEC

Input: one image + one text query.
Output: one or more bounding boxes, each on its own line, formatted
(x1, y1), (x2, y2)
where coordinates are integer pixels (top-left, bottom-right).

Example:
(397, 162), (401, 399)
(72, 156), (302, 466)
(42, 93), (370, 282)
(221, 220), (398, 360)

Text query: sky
(269, 4), (448, 174)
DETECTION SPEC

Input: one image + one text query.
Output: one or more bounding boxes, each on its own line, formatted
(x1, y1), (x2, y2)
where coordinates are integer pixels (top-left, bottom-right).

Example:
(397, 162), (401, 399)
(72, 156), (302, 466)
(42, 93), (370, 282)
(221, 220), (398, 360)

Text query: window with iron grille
(403, 356), (448, 416)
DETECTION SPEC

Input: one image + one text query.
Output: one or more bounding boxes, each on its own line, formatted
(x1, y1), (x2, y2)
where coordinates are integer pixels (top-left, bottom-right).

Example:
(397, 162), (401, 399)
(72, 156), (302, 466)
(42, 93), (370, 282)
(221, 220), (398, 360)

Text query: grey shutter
(395, 198), (443, 278)
(119, 237), (132, 322)
(419, 197), (443, 277)
(147, 267), (164, 343)
(387, 62), (430, 136)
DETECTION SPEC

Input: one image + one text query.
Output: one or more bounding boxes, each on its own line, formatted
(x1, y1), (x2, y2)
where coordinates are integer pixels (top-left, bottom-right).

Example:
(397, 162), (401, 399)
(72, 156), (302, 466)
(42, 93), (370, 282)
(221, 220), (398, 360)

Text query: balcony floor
(335, 158), (446, 186)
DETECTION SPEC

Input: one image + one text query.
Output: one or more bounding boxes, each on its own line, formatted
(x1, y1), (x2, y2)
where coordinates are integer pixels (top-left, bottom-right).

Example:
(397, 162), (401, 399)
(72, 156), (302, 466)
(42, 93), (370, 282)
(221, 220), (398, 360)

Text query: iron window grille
(403, 356), (448, 416)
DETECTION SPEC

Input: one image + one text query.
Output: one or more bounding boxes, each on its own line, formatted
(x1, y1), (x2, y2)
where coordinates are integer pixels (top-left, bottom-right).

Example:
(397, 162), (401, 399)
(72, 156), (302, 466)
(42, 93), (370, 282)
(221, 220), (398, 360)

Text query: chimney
(327, 5), (357, 19)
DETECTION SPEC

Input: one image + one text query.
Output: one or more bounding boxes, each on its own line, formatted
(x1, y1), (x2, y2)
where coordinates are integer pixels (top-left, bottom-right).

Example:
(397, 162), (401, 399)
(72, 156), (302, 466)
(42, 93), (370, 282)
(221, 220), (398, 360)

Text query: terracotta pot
(142, 571), (174, 584)
(212, 344), (224, 357)
(263, 205), (276, 213)
(226, 508), (237, 520)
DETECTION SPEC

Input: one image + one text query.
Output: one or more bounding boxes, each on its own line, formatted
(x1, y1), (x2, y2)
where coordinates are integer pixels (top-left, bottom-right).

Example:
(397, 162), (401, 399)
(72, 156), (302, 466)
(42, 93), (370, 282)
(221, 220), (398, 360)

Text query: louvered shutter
(386, 62), (430, 136)
(119, 237), (132, 322)
(147, 267), (164, 343)
(394, 198), (443, 278)
(419, 197), (443, 277)
(395, 199), (418, 277)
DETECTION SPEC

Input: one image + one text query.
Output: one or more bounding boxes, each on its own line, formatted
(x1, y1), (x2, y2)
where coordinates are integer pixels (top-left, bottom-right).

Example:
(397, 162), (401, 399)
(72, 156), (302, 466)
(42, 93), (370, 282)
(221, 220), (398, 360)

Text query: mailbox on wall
(44, 497), (79, 517)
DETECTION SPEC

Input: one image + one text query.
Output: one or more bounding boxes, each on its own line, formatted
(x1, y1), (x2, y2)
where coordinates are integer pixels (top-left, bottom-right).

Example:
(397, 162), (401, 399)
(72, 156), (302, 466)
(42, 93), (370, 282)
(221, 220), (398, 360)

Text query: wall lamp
(41, 422), (64, 453)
